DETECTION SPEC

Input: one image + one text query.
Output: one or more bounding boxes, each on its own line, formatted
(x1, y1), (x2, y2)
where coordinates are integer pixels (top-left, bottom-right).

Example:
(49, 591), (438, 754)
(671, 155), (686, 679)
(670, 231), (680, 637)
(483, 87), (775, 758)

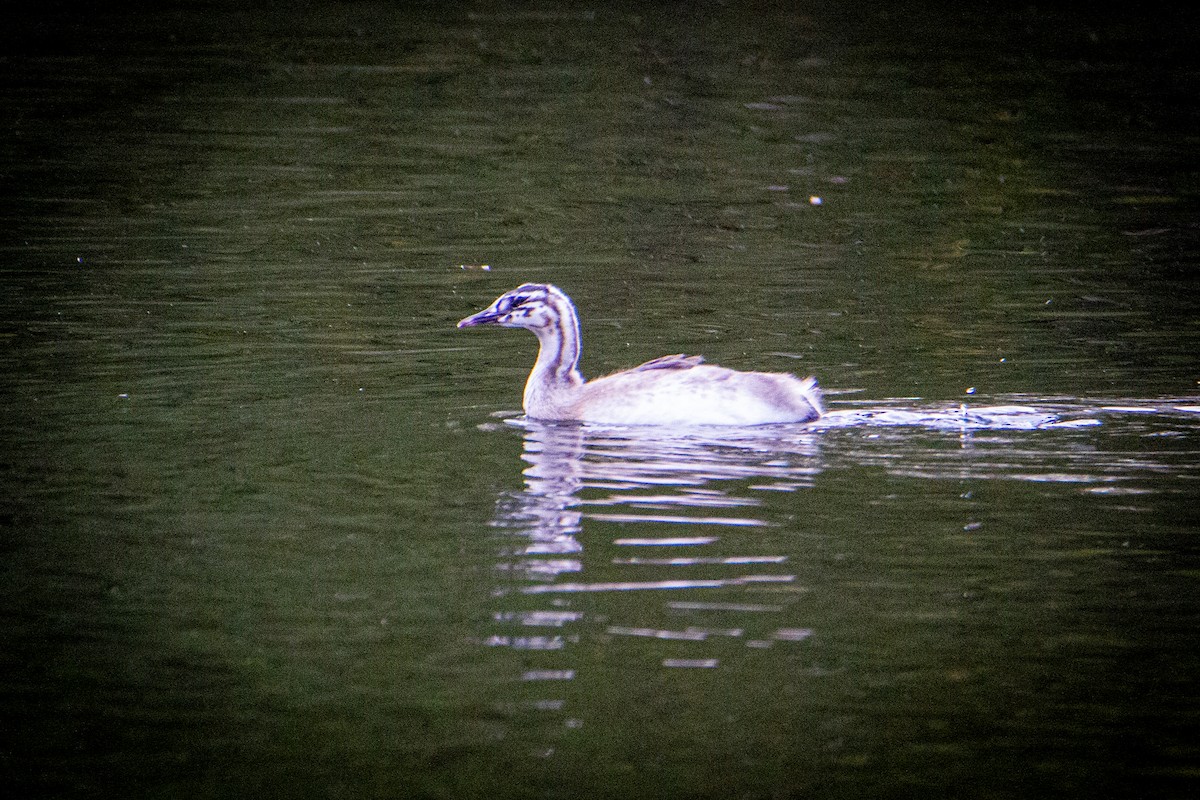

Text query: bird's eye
(507, 295), (527, 309)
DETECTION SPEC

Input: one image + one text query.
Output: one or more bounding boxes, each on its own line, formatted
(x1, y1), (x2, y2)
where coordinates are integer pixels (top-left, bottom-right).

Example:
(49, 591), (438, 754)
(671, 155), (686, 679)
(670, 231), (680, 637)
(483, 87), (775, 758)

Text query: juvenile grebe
(457, 283), (822, 426)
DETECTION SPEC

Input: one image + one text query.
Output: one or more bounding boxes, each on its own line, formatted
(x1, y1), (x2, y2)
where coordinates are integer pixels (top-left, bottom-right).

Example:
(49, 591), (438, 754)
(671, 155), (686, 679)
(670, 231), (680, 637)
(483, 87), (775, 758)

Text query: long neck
(531, 296), (584, 385)
(523, 292), (585, 414)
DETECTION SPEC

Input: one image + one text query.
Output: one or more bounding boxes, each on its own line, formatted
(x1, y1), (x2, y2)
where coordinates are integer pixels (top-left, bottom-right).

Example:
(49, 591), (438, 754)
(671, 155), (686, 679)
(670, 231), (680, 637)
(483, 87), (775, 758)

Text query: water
(2, 2), (1198, 798)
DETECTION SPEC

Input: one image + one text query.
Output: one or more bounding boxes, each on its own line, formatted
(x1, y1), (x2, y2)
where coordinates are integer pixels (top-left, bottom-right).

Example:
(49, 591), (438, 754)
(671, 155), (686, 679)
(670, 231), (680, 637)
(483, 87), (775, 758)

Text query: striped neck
(528, 285), (584, 389)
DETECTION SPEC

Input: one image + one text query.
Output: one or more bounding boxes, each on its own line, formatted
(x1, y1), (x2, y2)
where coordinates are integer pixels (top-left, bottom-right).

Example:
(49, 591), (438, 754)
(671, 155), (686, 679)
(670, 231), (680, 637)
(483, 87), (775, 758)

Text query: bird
(457, 283), (822, 426)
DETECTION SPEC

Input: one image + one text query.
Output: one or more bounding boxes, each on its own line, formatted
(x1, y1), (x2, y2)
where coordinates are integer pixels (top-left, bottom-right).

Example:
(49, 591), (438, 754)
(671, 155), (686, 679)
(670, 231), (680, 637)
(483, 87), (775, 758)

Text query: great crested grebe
(457, 283), (822, 426)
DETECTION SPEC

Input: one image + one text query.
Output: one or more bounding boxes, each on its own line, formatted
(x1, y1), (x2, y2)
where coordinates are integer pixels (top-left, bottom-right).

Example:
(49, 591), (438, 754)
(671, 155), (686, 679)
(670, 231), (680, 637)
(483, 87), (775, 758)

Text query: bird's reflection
(490, 420), (825, 583)
(481, 419), (826, 756)
(488, 422), (588, 585)
(485, 402), (1094, 599)
(485, 418), (826, 606)
(473, 401), (1181, 761)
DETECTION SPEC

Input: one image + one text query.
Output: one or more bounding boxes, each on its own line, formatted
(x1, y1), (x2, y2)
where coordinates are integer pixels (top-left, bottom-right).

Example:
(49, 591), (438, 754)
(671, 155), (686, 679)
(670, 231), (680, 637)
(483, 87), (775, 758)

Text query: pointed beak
(457, 309), (500, 328)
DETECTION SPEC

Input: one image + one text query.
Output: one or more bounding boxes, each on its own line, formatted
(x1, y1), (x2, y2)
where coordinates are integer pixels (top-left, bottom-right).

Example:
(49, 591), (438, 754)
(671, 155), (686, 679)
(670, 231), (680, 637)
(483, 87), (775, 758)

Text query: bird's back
(570, 364), (822, 426)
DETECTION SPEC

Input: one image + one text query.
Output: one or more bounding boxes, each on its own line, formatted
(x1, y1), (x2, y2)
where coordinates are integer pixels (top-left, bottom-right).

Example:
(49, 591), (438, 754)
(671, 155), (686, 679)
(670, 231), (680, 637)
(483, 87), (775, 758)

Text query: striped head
(457, 283), (576, 332)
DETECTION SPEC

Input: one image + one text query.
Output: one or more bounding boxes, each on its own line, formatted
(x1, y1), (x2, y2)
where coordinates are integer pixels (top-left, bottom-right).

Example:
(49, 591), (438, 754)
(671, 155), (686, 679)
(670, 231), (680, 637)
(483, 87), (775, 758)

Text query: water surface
(2, 2), (1198, 798)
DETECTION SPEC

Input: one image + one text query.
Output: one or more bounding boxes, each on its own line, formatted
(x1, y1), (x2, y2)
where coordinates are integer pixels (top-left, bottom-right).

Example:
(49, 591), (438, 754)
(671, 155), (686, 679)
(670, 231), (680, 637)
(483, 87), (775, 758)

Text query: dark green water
(2, 2), (1198, 798)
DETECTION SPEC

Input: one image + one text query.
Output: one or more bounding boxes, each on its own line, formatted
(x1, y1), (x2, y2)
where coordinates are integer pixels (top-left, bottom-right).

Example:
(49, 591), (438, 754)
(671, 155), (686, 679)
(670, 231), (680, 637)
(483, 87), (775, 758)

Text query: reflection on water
(485, 398), (1197, 604)
(479, 401), (1200, 773)
(486, 416), (820, 616)
(480, 418), (824, 759)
